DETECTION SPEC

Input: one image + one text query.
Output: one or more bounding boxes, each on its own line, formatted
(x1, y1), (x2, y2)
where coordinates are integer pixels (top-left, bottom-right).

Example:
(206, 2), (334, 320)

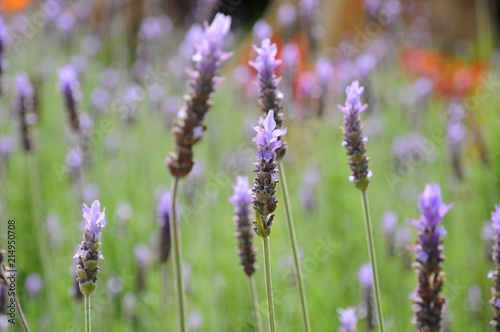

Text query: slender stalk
(0, 267), (30, 331)
(160, 263), (167, 331)
(360, 191), (385, 332)
(248, 276), (264, 332)
(25, 154), (58, 328)
(84, 295), (90, 332)
(262, 236), (276, 332)
(170, 177), (187, 331)
(278, 163), (311, 332)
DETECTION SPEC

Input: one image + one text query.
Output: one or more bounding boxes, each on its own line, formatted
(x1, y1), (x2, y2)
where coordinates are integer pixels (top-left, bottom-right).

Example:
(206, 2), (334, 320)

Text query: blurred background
(0, 0), (500, 331)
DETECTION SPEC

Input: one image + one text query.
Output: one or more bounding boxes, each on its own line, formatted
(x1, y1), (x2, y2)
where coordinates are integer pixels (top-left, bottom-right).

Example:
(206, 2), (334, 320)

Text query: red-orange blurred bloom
(401, 47), (487, 98)
(0, 0), (32, 12)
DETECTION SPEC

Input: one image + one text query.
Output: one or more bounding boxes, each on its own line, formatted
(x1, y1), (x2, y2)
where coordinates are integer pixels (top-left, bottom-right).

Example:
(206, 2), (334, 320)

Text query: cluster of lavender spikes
(167, 13), (232, 178)
(251, 111), (287, 238)
(229, 176), (257, 276)
(249, 38), (287, 161)
(339, 81), (371, 191)
(489, 204), (500, 329)
(74, 200), (106, 296)
(408, 184), (453, 331)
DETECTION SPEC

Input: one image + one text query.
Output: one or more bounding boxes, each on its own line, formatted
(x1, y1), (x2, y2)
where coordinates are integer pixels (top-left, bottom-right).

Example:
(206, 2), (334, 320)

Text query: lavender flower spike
(167, 13), (232, 178)
(489, 204), (500, 329)
(16, 74), (35, 152)
(74, 200), (106, 296)
(250, 38), (287, 160)
(157, 191), (176, 263)
(251, 111), (287, 238)
(58, 66), (81, 131)
(358, 263), (375, 331)
(230, 176), (257, 276)
(338, 307), (357, 332)
(339, 81), (371, 191)
(0, 17), (7, 95)
(408, 183), (453, 331)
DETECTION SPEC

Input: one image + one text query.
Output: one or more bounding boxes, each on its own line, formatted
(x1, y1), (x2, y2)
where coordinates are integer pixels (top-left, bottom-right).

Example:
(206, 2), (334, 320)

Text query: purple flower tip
(82, 200), (106, 241)
(342, 80), (366, 114)
(249, 38), (282, 81)
(229, 176), (252, 207)
(338, 307), (357, 332)
(492, 205), (500, 232)
(252, 110), (287, 162)
(418, 183), (454, 227)
(358, 263), (373, 289)
(16, 74), (34, 97)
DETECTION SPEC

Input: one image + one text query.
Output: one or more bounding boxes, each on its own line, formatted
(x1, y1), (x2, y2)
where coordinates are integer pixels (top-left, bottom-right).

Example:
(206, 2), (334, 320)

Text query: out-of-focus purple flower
(230, 176), (257, 277)
(66, 148), (83, 170)
(382, 211), (398, 235)
(139, 16), (172, 41)
(100, 68), (120, 91)
(74, 0), (93, 22)
(447, 101), (466, 180)
(338, 307), (357, 332)
(58, 66), (81, 131)
(391, 132), (433, 173)
(91, 87), (110, 114)
(408, 183), (452, 331)
(0, 17), (6, 95)
(253, 19), (273, 44)
(297, 70), (316, 119)
(74, 200), (106, 296)
(106, 276), (123, 296)
(364, 0), (381, 14)
(81, 36), (101, 57)
(252, 110), (287, 162)
(358, 263), (372, 289)
(167, 13), (232, 179)
(188, 311), (203, 332)
(16, 73), (35, 152)
(157, 191), (177, 263)
(339, 81), (371, 191)
(297, 163), (320, 213)
(115, 201), (133, 223)
(467, 284), (482, 314)
(24, 273), (43, 299)
(282, 42), (300, 69)
(57, 12), (76, 36)
(0, 136), (13, 159)
(490, 204), (500, 328)
(134, 244), (153, 268)
(277, 3), (297, 34)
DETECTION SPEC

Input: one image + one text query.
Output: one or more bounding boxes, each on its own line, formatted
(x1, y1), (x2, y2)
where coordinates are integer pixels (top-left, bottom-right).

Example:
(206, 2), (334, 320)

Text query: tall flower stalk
(229, 176), (263, 332)
(251, 111), (287, 332)
(74, 200), (107, 332)
(339, 81), (385, 331)
(489, 204), (500, 329)
(165, 13), (232, 332)
(250, 38), (311, 332)
(408, 184), (453, 331)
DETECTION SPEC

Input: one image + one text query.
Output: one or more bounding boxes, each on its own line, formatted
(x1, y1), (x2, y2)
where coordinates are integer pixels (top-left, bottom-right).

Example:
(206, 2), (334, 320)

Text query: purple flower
(74, 200), (106, 296)
(57, 12), (76, 36)
(81, 200), (106, 242)
(489, 204), (500, 328)
(0, 136), (13, 159)
(139, 16), (172, 41)
(408, 183), (452, 331)
(230, 176), (257, 276)
(250, 38), (287, 159)
(157, 191), (176, 263)
(134, 244), (153, 268)
(447, 101), (466, 180)
(58, 66), (81, 131)
(250, 38), (282, 82)
(277, 3), (297, 31)
(167, 13), (232, 178)
(358, 263), (373, 289)
(339, 81), (371, 191)
(91, 87), (110, 114)
(338, 307), (357, 332)
(24, 273), (43, 299)
(252, 110), (287, 162)
(382, 211), (398, 235)
(252, 19), (273, 44)
(16, 74), (35, 152)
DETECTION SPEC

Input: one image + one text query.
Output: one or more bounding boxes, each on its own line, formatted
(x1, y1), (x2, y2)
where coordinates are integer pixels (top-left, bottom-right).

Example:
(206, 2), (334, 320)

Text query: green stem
(278, 163), (311, 332)
(26, 154), (58, 328)
(248, 276), (264, 332)
(360, 191), (385, 332)
(0, 266), (30, 331)
(160, 263), (167, 331)
(84, 295), (90, 332)
(262, 236), (276, 332)
(170, 177), (187, 331)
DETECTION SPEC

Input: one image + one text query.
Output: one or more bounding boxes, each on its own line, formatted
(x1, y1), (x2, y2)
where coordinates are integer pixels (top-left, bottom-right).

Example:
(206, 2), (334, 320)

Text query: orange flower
(1, 0), (32, 13)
